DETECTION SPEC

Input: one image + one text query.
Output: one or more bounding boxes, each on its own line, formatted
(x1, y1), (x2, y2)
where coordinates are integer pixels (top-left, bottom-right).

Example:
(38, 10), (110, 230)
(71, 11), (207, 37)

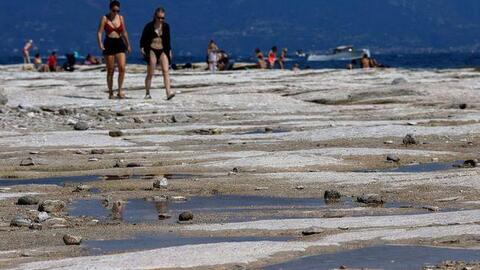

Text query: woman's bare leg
(115, 53), (126, 98)
(145, 51), (157, 99)
(159, 53), (173, 99)
(105, 55), (115, 99)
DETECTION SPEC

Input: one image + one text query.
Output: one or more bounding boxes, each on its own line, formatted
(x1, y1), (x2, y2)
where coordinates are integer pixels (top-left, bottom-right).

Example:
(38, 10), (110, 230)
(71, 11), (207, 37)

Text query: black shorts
(103, 37), (126, 56)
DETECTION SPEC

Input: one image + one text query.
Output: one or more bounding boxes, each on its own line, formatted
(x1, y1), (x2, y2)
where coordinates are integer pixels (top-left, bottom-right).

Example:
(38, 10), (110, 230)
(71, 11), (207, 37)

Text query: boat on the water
(307, 45), (370, 62)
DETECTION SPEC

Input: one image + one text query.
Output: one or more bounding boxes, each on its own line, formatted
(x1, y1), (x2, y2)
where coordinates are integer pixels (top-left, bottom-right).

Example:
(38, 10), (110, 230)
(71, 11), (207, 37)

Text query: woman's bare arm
(120, 16), (132, 53)
(97, 16), (106, 51)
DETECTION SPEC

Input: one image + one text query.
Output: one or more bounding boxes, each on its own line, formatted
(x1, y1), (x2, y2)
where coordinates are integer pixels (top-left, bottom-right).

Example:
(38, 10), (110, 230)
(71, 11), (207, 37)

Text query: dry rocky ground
(0, 65), (479, 269)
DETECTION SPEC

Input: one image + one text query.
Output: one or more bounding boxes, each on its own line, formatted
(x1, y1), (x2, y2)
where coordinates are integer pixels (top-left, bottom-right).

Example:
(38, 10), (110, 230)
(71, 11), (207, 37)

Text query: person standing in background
(140, 7), (175, 100)
(47, 51), (57, 72)
(207, 40), (219, 73)
(96, 0), (132, 99)
(268, 46), (278, 69)
(255, 48), (267, 69)
(278, 48), (288, 70)
(23, 40), (33, 64)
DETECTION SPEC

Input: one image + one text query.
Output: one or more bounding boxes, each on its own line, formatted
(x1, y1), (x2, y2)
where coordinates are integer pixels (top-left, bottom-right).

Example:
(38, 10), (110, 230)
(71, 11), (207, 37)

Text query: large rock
(43, 218), (68, 228)
(0, 88), (7, 106)
(20, 158), (35, 167)
(402, 134), (417, 146)
(171, 114), (192, 123)
(178, 211), (193, 222)
(324, 190), (341, 203)
(302, 227), (324, 236)
(63, 234), (82, 245)
(153, 178), (168, 189)
(35, 212), (50, 223)
(38, 200), (66, 213)
(357, 194), (385, 205)
(386, 154), (400, 163)
(108, 130), (124, 137)
(391, 78), (408, 85)
(17, 196), (39, 205)
(10, 217), (32, 228)
(73, 122), (89, 131)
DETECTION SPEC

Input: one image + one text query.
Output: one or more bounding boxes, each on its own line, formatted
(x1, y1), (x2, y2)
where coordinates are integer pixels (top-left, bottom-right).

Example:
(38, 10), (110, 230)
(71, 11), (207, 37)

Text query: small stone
(391, 78), (408, 85)
(88, 157), (99, 162)
(403, 134), (417, 146)
(171, 114), (191, 123)
(153, 178), (168, 189)
(73, 122), (89, 131)
(38, 200), (66, 213)
(301, 227), (324, 236)
(463, 160), (478, 168)
(158, 213), (172, 220)
(384, 140), (394, 145)
(357, 194), (385, 205)
(35, 212), (50, 223)
(20, 157), (35, 167)
(169, 196), (187, 202)
(87, 219), (99, 226)
(126, 162), (142, 168)
(178, 211), (193, 222)
(43, 218), (68, 228)
(295, 185), (305, 190)
(29, 151), (39, 155)
(116, 112), (125, 117)
(91, 149), (105, 155)
(58, 108), (72, 115)
(133, 117), (145, 124)
(255, 187), (269, 191)
(63, 234), (82, 245)
(29, 223), (42, 230)
(74, 185), (91, 192)
(40, 106), (56, 112)
(324, 190), (342, 203)
(109, 130), (123, 137)
(386, 154), (400, 162)
(459, 103), (467, 110)
(17, 196), (39, 205)
(423, 206), (440, 212)
(10, 217), (32, 228)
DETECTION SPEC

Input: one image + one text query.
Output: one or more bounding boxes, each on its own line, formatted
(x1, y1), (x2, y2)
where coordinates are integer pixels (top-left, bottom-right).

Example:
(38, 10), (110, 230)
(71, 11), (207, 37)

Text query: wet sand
(1, 65), (480, 269)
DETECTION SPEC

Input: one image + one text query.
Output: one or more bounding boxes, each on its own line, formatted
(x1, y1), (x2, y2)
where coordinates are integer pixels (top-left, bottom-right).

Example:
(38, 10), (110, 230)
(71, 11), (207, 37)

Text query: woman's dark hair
(153, 7), (166, 20)
(255, 48), (261, 53)
(110, 0), (120, 9)
(272, 46), (278, 52)
(35, 53), (40, 58)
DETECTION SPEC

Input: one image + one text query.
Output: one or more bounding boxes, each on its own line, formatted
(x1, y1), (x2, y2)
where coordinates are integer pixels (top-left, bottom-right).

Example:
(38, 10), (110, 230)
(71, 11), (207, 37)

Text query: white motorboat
(307, 45), (370, 62)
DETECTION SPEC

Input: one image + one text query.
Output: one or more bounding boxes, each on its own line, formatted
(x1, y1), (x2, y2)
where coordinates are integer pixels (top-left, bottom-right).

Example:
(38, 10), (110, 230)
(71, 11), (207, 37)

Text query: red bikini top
(104, 15), (124, 35)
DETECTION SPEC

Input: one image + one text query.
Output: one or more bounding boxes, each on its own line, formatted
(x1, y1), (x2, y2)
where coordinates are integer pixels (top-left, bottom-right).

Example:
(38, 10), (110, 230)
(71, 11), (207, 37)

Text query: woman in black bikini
(96, 0), (132, 99)
(140, 7), (175, 100)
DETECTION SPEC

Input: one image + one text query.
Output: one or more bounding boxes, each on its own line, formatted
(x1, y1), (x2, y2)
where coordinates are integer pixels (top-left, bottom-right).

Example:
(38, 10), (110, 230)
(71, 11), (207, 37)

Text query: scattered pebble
(20, 157), (35, 167)
(133, 117), (145, 124)
(17, 196), (39, 205)
(153, 178), (168, 189)
(463, 159), (478, 168)
(324, 190), (341, 203)
(255, 187), (269, 191)
(126, 162), (143, 168)
(63, 234), (82, 245)
(178, 211), (193, 222)
(403, 134), (417, 145)
(38, 200), (66, 213)
(73, 121), (89, 131)
(357, 194), (385, 205)
(91, 149), (105, 155)
(10, 217), (32, 228)
(109, 130), (124, 137)
(301, 227), (324, 236)
(169, 196), (187, 202)
(423, 206), (440, 212)
(386, 154), (400, 162)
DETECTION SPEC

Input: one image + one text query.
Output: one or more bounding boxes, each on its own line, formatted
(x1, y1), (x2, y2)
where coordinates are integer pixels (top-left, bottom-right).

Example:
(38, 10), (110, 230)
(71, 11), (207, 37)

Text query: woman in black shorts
(140, 7), (175, 100)
(96, 0), (131, 99)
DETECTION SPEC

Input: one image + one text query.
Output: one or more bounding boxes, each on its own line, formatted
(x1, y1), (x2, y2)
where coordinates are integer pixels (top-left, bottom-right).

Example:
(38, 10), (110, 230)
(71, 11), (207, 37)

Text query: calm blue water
(2, 52), (480, 70)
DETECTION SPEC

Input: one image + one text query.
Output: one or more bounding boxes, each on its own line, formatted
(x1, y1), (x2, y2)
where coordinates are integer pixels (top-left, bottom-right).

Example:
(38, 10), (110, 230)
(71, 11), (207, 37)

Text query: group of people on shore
(255, 46), (289, 70)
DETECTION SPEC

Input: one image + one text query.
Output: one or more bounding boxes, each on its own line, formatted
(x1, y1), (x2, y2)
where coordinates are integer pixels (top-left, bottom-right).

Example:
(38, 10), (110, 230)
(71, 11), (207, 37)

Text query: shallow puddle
(0, 175), (99, 187)
(264, 245), (480, 270)
(84, 233), (291, 255)
(358, 160), (465, 173)
(69, 195), (424, 224)
(0, 173), (209, 187)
